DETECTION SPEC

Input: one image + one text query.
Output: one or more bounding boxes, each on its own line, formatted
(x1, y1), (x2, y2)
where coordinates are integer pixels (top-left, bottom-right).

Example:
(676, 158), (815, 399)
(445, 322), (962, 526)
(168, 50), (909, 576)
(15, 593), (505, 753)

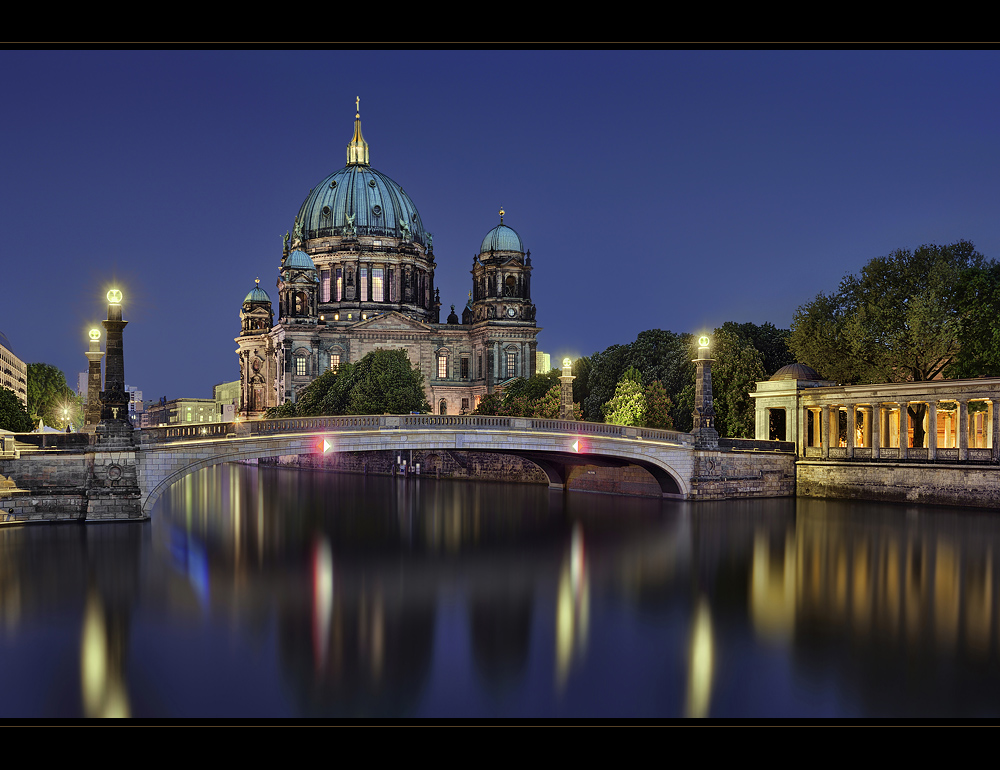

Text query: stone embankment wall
(690, 450), (797, 500)
(260, 449), (549, 484)
(0, 451), (142, 522)
(797, 460), (1000, 508)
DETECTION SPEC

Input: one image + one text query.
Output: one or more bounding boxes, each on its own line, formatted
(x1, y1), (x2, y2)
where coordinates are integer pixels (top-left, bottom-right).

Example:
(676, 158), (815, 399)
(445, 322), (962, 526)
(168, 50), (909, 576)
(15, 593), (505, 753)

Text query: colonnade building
(752, 363), (1000, 462)
(236, 106), (539, 418)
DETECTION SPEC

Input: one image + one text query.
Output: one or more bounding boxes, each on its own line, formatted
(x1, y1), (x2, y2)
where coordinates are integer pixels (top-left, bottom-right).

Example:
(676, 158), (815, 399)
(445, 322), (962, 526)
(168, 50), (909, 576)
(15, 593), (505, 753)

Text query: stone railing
(800, 445), (998, 463)
(137, 415), (695, 448)
(717, 438), (795, 453)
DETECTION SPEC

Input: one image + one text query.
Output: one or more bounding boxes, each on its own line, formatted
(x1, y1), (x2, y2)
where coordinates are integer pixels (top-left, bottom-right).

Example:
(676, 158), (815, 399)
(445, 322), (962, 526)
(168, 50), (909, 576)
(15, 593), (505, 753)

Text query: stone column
(899, 402), (909, 461)
(691, 338), (718, 449)
(797, 404), (807, 457)
(959, 399), (969, 461)
(992, 399), (1000, 462)
(821, 405), (830, 458)
(84, 328), (105, 429)
(928, 401), (938, 462)
(872, 403), (881, 460)
(559, 358), (575, 421)
(846, 404), (855, 459)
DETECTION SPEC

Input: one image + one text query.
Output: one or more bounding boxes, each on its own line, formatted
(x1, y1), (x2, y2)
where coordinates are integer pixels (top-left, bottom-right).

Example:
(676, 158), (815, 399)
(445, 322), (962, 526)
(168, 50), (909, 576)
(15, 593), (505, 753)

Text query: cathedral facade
(236, 108), (540, 417)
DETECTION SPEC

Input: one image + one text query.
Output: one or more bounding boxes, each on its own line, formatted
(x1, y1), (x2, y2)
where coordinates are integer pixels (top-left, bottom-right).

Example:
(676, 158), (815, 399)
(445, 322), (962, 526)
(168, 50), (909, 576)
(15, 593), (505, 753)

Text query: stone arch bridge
(2, 416), (795, 521)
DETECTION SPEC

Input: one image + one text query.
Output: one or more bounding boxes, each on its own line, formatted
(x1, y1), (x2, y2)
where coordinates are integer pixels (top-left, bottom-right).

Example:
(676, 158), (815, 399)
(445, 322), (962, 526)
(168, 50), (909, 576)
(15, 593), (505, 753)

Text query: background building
(237, 107), (540, 417)
(0, 332), (28, 406)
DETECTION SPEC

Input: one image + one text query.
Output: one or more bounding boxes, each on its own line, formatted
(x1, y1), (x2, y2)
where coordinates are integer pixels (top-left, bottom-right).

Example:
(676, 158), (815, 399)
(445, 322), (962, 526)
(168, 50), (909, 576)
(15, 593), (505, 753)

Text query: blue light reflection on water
(3, 462), (1000, 717)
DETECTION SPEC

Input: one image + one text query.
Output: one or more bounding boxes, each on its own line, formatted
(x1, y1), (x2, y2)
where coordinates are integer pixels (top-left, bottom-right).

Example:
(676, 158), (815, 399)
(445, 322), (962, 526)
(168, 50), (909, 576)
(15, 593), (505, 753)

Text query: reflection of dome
(770, 363), (822, 381)
(284, 250), (316, 271)
(480, 222), (524, 254)
(293, 113), (427, 247)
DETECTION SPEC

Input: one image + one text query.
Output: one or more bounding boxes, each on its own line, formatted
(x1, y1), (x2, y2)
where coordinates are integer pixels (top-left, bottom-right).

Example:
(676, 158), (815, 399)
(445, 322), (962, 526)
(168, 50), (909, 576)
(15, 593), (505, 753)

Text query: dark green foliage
(946, 260), (1000, 378)
(790, 241), (985, 383)
(265, 349), (429, 417)
(579, 323), (789, 436)
(26, 363), (76, 429)
(473, 373), (566, 418)
(711, 326), (767, 438)
(0, 386), (33, 432)
(644, 381), (674, 430)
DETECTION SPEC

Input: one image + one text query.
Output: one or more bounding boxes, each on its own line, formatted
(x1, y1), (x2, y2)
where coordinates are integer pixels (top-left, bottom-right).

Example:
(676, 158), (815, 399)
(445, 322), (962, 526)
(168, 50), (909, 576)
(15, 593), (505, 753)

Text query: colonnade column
(900, 402), (909, 460)
(993, 399), (1000, 462)
(928, 401), (938, 462)
(959, 399), (969, 461)
(872, 403), (881, 460)
(846, 404), (855, 459)
(821, 405), (830, 458)
(798, 406), (807, 457)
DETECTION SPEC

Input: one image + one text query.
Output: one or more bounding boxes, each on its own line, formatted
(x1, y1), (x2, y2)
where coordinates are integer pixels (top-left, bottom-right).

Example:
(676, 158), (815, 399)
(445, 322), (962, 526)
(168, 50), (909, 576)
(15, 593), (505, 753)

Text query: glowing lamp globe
(107, 289), (123, 304)
(89, 328), (101, 340)
(563, 357), (572, 369)
(698, 336), (710, 348)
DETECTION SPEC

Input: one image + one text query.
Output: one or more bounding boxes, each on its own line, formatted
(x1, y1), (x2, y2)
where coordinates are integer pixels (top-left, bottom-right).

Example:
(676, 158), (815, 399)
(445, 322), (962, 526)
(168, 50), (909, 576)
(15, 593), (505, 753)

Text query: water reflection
(3, 464), (1000, 716)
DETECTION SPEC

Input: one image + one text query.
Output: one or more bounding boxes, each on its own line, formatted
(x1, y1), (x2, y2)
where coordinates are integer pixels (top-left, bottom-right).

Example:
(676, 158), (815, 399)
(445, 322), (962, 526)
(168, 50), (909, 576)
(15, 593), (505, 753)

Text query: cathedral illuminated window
(506, 351), (516, 378)
(295, 356), (306, 376)
(336, 268), (343, 301)
(360, 268), (368, 301)
(372, 268), (384, 302)
(330, 353), (340, 372)
(438, 353), (448, 379)
(321, 270), (331, 302)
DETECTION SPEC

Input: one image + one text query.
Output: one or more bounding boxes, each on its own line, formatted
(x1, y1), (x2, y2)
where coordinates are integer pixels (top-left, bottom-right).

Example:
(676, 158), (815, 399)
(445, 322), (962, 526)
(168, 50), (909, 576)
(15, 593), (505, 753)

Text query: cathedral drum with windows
(235, 105), (540, 417)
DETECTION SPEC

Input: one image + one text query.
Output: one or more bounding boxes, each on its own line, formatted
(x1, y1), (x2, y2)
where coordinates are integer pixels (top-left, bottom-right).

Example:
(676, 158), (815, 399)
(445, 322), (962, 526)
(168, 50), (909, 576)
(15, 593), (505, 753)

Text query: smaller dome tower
(236, 279), (278, 418)
(278, 250), (319, 324)
(240, 279), (274, 335)
(470, 209), (535, 324)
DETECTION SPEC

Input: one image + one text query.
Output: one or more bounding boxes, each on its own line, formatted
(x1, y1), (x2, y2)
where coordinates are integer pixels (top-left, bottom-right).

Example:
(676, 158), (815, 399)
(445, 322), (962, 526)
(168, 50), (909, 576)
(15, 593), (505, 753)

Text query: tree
(643, 381), (674, 429)
(711, 326), (767, 438)
(603, 366), (646, 426)
(266, 349), (429, 417)
(26, 363), (76, 429)
(0, 386), (33, 432)
(789, 241), (985, 384)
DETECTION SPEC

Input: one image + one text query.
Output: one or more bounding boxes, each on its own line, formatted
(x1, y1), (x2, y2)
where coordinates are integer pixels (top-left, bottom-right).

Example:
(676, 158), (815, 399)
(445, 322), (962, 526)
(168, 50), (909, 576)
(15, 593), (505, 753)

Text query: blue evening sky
(3, 49), (999, 400)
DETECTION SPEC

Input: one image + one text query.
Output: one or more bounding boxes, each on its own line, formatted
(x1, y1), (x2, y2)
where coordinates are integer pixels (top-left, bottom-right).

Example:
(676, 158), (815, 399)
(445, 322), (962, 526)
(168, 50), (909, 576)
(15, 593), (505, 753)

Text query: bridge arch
(138, 416), (698, 514)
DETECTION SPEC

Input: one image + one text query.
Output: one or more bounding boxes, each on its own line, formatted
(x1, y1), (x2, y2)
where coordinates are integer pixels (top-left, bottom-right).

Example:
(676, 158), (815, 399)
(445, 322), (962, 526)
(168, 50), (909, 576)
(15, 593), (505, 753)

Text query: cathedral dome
(480, 221), (524, 254)
(244, 284), (270, 304)
(284, 250), (316, 271)
(293, 108), (427, 248)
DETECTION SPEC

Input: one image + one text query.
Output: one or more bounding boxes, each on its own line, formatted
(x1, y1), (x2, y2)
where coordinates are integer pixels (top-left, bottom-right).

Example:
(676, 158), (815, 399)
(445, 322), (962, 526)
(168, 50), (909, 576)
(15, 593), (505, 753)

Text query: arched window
(437, 350), (449, 379)
(439, 399), (448, 415)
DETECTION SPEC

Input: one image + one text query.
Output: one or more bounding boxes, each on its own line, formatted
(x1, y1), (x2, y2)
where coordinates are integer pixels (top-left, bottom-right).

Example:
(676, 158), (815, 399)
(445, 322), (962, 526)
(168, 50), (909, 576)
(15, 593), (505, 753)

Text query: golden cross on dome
(499, 207), (504, 224)
(356, 96), (360, 117)
(255, 277), (260, 285)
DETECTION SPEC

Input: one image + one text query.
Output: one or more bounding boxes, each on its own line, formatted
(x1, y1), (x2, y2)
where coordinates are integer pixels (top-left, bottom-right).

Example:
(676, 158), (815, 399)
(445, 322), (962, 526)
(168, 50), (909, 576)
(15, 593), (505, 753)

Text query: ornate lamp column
(96, 288), (134, 448)
(691, 336), (718, 449)
(84, 328), (104, 429)
(559, 357), (575, 420)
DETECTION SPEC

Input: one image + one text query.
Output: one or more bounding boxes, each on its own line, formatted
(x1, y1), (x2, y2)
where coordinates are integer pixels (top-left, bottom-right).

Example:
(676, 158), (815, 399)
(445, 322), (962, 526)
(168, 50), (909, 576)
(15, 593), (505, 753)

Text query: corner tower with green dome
(237, 102), (541, 418)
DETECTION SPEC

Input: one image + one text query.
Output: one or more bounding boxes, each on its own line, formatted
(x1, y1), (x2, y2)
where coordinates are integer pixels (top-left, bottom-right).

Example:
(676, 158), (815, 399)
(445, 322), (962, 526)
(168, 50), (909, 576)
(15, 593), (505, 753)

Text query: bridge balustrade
(137, 414), (699, 448)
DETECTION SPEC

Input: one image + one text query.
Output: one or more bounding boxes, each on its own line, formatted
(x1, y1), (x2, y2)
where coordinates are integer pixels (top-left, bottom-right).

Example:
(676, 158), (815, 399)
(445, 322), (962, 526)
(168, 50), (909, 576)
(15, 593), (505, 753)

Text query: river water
(2, 462), (1000, 718)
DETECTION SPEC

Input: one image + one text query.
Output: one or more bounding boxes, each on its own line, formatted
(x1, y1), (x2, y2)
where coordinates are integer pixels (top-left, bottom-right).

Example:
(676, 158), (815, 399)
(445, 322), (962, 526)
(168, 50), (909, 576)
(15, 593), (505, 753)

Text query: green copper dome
(244, 285), (271, 304)
(284, 250), (316, 271)
(293, 109), (428, 248)
(480, 222), (524, 254)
